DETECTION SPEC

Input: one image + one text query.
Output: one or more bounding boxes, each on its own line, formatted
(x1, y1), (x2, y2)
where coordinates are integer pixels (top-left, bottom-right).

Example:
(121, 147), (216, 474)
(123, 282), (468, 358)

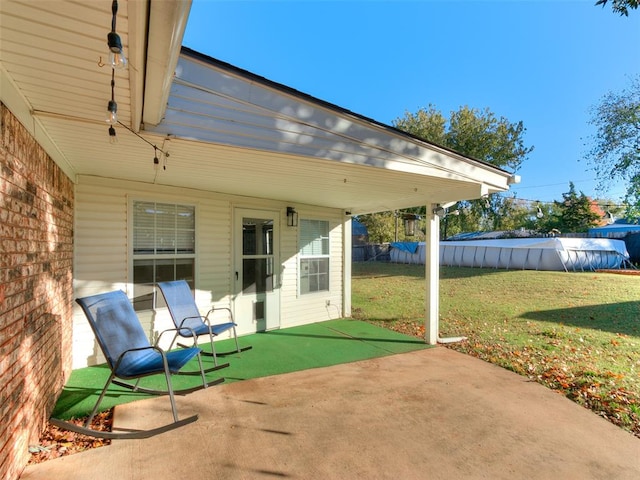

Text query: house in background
(0, 1), (517, 477)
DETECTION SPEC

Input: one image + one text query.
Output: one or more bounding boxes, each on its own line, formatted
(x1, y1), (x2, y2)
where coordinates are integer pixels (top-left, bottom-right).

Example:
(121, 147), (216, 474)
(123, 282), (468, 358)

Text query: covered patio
(1, 1), (524, 476)
(22, 344), (640, 479)
(0, 0), (518, 345)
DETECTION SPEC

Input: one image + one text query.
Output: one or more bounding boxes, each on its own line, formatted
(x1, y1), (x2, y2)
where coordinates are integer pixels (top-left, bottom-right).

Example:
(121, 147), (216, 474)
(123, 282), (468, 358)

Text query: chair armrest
(112, 345), (163, 371)
(156, 326), (198, 346)
(177, 315), (207, 328)
(205, 306), (234, 323)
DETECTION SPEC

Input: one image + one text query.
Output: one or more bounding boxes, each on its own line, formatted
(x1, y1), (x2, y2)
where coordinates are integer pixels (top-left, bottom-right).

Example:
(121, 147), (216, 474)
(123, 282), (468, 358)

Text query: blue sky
(183, 0), (640, 205)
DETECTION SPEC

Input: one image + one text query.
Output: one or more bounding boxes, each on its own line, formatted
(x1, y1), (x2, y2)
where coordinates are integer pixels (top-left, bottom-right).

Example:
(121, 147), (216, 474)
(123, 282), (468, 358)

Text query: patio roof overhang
(0, 0), (516, 216)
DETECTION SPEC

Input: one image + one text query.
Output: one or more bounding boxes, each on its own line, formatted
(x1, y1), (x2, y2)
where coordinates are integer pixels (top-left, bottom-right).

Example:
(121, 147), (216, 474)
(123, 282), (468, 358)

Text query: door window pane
(243, 218), (273, 255)
(243, 258), (274, 294)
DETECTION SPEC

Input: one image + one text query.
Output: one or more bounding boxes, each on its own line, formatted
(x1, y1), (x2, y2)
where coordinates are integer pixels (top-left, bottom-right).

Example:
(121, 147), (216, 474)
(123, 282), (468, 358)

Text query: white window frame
(130, 199), (196, 310)
(299, 218), (330, 295)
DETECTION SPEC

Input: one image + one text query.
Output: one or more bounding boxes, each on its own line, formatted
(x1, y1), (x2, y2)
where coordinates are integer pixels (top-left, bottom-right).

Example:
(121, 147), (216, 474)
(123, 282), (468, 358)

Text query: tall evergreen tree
(552, 183), (603, 233)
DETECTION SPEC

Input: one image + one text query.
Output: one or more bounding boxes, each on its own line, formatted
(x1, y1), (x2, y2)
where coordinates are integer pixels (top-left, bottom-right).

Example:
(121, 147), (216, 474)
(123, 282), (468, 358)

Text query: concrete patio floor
(21, 347), (639, 479)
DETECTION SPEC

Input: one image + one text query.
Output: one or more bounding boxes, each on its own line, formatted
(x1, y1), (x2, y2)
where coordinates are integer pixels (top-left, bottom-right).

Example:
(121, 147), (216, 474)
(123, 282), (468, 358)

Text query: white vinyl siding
(279, 208), (344, 329)
(73, 175), (345, 368)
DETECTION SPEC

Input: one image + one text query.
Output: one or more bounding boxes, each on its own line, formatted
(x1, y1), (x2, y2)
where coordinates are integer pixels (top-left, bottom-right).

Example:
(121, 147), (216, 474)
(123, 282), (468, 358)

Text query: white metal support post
(424, 204), (440, 344)
(343, 212), (352, 317)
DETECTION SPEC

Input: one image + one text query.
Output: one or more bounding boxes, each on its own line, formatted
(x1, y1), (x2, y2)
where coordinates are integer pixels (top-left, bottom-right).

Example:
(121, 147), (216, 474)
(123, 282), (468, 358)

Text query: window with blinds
(299, 219), (329, 294)
(132, 201), (196, 310)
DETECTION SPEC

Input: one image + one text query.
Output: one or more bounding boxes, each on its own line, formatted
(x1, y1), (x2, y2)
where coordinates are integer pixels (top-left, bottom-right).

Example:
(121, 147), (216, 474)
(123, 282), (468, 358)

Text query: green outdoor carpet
(52, 319), (430, 420)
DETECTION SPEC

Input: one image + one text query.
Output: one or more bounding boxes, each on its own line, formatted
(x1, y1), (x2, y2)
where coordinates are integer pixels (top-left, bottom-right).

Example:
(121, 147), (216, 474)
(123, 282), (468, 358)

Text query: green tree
(395, 105), (531, 172)
(394, 105), (534, 235)
(595, 0), (638, 16)
(540, 183), (602, 233)
(495, 196), (541, 231)
(585, 75), (640, 215)
(357, 209), (426, 244)
(535, 201), (564, 234)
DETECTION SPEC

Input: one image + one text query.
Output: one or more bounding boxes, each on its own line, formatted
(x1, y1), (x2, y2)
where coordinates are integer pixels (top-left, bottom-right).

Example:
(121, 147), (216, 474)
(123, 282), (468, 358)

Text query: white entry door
(233, 208), (280, 333)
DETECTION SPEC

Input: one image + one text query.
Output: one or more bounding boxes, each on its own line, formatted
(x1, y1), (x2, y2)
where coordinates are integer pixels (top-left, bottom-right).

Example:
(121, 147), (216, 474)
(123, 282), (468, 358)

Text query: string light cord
(116, 121), (170, 158)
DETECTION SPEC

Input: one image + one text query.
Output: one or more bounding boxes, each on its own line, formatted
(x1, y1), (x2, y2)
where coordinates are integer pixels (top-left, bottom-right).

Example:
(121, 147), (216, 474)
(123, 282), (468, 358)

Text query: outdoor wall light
(107, 0), (127, 69)
(287, 207), (298, 227)
(402, 213), (419, 237)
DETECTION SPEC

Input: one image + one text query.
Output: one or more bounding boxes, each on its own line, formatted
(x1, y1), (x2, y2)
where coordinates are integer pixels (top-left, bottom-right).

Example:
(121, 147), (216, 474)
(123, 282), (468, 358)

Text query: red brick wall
(0, 103), (74, 480)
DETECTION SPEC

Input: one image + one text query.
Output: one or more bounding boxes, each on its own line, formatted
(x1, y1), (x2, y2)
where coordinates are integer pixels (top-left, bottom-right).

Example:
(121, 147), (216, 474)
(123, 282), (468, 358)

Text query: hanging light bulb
(105, 69), (117, 124)
(105, 99), (118, 124)
(107, 33), (127, 69)
(107, 0), (127, 69)
(107, 32), (127, 69)
(153, 147), (160, 171)
(108, 125), (118, 144)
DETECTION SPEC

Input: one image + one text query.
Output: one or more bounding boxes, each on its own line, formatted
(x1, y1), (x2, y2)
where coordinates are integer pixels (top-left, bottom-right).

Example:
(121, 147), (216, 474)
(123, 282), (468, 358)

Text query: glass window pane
(155, 259), (175, 283)
(176, 230), (195, 253)
(133, 260), (154, 310)
(133, 228), (155, 254)
(243, 223), (256, 255)
(134, 202), (156, 229)
(300, 219), (329, 256)
(318, 258), (328, 273)
(299, 258), (329, 294)
(318, 271), (329, 291)
(132, 201), (197, 311)
(243, 258), (273, 294)
(155, 229), (175, 253)
(299, 220), (330, 295)
(175, 259), (195, 287)
(155, 204), (176, 229)
(176, 204), (195, 229)
(243, 218), (273, 255)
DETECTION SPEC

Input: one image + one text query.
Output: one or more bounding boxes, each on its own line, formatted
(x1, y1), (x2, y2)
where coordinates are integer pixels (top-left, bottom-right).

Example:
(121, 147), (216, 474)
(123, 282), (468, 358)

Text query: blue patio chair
(157, 280), (251, 369)
(50, 290), (223, 439)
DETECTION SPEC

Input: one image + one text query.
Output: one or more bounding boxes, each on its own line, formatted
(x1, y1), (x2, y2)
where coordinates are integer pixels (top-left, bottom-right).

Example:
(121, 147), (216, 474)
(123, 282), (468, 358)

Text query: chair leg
(210, 327), (252, 356)
(195, 351), (208, 388)
(208, 330), (218, 366)
(161, 355), (179, 423)
(84, 372), (116, 427)
(233, 326), (241, 353)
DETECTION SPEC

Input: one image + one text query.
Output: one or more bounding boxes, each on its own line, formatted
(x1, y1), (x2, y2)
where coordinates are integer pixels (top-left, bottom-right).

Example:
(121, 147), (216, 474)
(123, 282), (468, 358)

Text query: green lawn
(352, 262), (640, 438)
